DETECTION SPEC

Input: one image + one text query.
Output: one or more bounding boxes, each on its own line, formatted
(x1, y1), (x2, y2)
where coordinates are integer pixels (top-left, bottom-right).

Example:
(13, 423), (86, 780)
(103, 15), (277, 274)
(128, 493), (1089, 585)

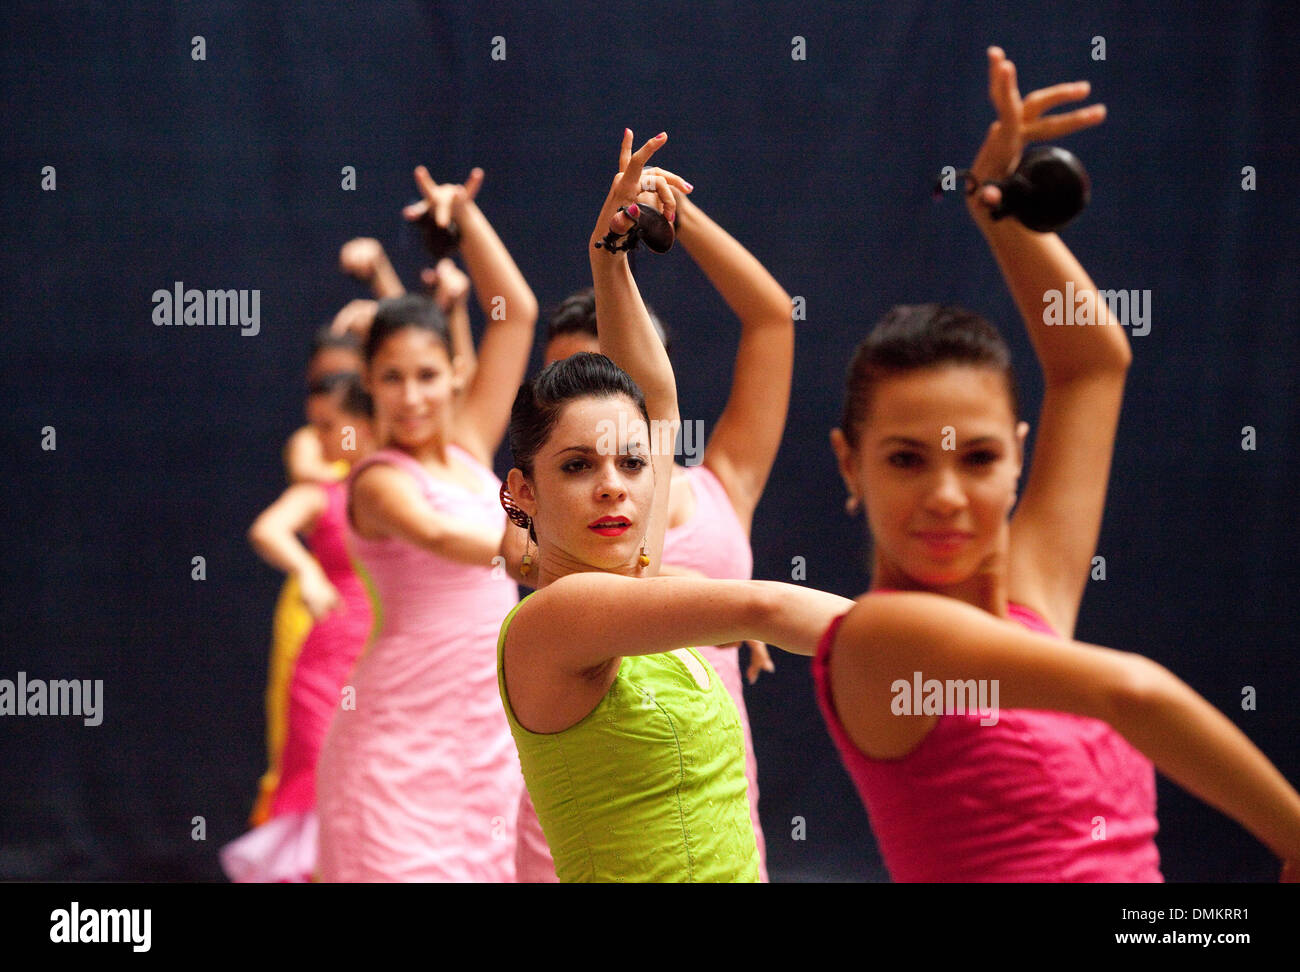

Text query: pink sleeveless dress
(316, 445), (523, 882)
(513, 462), (769, 882)
(813, 595), (1161, 882)
(220, 479), (373, 882)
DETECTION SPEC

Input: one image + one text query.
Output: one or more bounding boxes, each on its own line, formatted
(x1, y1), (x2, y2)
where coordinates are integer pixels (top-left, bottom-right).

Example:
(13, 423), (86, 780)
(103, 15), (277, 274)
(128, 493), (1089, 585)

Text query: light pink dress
(316, 445), (523, 881)
(513, 462), (769, 882)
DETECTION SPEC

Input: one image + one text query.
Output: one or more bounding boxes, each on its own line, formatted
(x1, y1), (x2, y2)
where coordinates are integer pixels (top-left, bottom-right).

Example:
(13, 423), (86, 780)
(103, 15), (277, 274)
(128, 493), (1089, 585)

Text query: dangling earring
(638, 535), (650, 569)
(845, 493), (860, 515)
(521, 532), (535, 576)
(499, 482), (537, 576)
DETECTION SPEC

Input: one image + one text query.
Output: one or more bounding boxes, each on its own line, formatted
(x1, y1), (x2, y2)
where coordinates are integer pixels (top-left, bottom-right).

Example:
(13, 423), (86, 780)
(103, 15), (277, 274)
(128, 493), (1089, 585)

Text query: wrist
(454, 200), (485, 230)
(589, 244), (629, 270)
(292, 562), (322, 582)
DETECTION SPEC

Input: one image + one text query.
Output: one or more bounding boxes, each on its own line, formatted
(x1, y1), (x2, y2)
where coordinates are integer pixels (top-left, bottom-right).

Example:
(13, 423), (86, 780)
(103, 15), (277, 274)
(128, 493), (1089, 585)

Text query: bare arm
(248, 484), (339, 619)
(590, 130), (682, 574)
(968, 48), (1130, 639)
(512, 572), (854, 673)
(350, 463), (504, 567)
(248, 483), (327, 575)
(411, 167), (537, 466)
(339, 237), (405, 299)
(673, 193), (794, 533)
(282, 425), (343, 484)
(831, 590), (1300, 865)
(422, 259), (477, 382)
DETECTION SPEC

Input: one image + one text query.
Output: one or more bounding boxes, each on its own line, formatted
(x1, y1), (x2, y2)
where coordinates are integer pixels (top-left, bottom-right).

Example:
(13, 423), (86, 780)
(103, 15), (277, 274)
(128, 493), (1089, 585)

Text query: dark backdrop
(1, 0), (1297, 881)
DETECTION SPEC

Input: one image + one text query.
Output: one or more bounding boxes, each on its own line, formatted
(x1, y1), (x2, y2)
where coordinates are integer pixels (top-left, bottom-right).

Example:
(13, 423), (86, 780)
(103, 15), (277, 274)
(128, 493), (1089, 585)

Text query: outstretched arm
(830, 590), (1300, 870)
(513, 572), (853, 673)
(965, 47), (1129, 639)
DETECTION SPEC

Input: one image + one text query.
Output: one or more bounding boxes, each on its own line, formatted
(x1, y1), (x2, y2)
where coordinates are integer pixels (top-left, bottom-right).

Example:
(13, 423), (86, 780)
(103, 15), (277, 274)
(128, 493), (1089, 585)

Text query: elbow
(247, 523), (267, 550)
(512, 293), (539, 326)
(1105, 653), (1172, 728)
(1108, 342), (1134, 373)
(748, 580), (782, 643)
(1045, 351), (1131, 388)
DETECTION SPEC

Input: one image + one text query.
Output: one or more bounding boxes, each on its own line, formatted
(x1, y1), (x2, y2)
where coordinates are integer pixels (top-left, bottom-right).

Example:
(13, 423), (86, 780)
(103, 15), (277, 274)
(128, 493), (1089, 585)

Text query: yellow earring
(638, 538), (650, 568)
(521, 528), (535, 576)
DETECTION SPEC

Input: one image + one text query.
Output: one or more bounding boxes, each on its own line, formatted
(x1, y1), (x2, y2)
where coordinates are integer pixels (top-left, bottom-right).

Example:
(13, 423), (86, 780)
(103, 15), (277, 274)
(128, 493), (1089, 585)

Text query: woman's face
(543, 332), (599, 366)
(832, 365), (1027, 588)
(364, 328), (461, 449)
(313, 395), (374, 465)
(509, 395), (654, 574)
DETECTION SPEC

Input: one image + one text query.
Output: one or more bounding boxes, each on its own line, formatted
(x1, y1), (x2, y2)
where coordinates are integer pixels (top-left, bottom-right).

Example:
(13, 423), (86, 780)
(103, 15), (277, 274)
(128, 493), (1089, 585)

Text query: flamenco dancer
(222, 376), (377, 881)
(814, 48), (1300, 881)
(496, 130), (857, 881)
(315, 164), (537, 881)
(247, 325), (364, 827)
(513, 146), (792, 882)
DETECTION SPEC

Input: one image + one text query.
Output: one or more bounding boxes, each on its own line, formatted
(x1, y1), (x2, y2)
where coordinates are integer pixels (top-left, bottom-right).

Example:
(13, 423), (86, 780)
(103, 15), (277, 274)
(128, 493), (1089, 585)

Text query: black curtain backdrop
(1, 0), (1297, 881)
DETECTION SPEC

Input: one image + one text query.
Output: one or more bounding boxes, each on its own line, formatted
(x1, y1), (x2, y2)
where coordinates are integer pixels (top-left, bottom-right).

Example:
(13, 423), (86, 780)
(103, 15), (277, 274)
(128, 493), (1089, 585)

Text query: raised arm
(589, 130), (682, 573)
(350, 463), (504, 568)
(248, 483), (337, 619)
(421, 258), (477, 382)
(339, 237), (405, 299)
(966, 47), (1128, 638)
(830, 591), (1300, 871)
(655, 181), (794, 534)
(411, 166), (537, 466)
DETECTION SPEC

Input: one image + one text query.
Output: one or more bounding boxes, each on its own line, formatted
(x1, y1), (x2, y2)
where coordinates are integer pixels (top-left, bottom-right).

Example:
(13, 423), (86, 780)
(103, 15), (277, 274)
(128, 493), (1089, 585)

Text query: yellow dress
(247, 457), (350, 827)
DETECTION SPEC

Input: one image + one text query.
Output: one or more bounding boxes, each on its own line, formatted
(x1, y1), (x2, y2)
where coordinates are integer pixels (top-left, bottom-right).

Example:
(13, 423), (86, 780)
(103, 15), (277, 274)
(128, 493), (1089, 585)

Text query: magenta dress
(813, 596), (1161, 882)
(316, 445), (522, 882)
(513, 462), (769, 882)
(220, 479), (373, 883)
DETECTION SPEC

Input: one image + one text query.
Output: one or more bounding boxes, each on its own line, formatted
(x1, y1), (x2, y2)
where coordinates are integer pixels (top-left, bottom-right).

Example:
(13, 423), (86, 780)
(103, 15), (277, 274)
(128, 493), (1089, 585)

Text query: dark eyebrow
(549, 443), (648, 459)
(878, 435), (1004, 449)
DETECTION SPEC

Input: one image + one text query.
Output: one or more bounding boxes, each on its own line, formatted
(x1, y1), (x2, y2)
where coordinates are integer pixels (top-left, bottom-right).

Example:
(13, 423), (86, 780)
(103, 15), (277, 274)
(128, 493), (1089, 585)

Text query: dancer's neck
(871, 551), (1010, 619)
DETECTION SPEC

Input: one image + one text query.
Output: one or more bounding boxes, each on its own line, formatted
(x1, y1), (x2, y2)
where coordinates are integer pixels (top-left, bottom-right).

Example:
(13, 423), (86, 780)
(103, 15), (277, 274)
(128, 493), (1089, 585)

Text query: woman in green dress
(495, 130), (854, 882)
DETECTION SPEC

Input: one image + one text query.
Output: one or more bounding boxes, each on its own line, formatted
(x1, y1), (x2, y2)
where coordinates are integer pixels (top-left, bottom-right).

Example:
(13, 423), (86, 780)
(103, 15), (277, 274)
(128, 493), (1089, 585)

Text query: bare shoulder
(511, 573), (626, 633)
(350, 459), (413, 499)
(348, 461), (421, 537)
(503, 580), (622, 733)
(827, 592), (939, 760)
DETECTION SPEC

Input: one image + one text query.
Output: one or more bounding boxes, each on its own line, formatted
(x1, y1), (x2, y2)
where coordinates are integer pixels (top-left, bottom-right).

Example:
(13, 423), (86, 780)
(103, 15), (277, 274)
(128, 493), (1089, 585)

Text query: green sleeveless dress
(497, 592), (760, 882)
